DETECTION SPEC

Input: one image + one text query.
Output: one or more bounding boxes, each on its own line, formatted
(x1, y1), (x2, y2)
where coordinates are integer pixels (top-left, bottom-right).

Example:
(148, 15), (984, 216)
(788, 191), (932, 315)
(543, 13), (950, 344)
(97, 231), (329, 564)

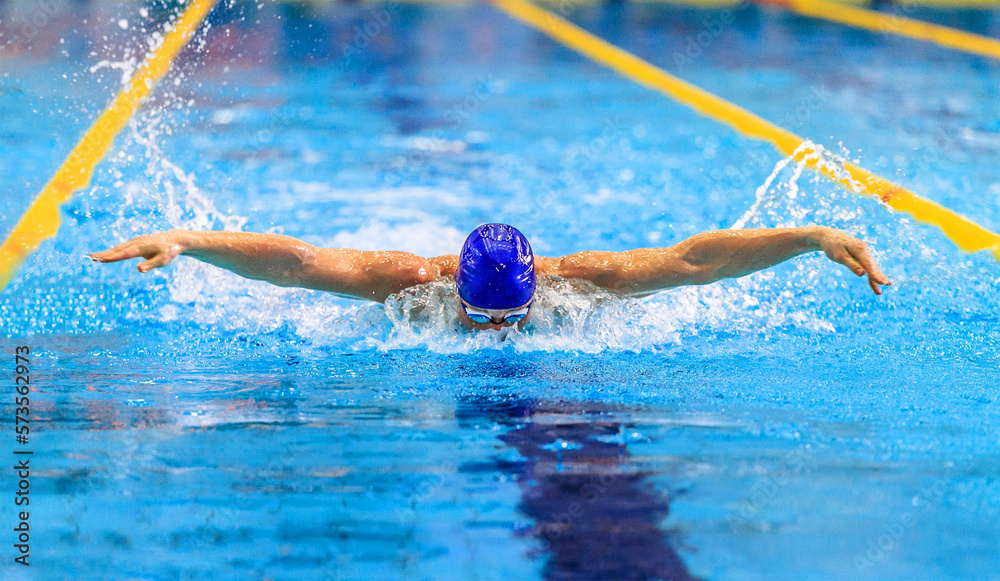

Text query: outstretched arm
(539, 226), (891, 297)
(90, 229), (447, 302)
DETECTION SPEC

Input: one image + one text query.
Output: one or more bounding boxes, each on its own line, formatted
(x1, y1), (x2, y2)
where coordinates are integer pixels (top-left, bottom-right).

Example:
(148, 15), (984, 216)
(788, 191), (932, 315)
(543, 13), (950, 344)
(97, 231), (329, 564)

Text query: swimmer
(90, 224), (891, 331)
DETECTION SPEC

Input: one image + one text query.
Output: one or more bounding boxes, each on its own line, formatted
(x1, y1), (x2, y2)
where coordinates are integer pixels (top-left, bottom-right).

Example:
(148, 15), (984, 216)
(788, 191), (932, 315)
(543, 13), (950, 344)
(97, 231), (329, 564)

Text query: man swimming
(90, 224), (891, 331)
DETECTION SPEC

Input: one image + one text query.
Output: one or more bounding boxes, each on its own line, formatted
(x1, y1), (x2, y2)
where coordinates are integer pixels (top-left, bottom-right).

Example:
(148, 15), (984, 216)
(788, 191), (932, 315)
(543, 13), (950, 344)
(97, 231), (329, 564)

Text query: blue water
(2, 1), (1000, 579)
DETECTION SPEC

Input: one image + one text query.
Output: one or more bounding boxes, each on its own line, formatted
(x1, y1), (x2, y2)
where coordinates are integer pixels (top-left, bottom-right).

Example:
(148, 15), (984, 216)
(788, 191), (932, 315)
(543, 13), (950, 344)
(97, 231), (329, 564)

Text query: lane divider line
(489, 0), (1000, 259)
(0, 0), (220, 292)
(761, 0), (1000, 61)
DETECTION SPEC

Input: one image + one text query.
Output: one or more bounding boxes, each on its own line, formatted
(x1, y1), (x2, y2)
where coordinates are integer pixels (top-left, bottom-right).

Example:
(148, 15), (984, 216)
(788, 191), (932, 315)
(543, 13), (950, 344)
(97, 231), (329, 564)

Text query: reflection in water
(458, 394), (700, 581)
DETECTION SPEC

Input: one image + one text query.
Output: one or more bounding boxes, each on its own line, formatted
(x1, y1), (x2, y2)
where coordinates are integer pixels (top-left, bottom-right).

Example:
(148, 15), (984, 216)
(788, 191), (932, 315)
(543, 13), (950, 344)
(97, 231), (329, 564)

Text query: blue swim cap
(455, 224), (535, 310)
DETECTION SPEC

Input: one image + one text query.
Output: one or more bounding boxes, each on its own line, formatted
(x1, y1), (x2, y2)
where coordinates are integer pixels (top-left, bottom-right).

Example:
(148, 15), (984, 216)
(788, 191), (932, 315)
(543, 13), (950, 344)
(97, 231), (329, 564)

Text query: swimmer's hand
(90, 230), (183, 273)
(814, 227), (892, 295)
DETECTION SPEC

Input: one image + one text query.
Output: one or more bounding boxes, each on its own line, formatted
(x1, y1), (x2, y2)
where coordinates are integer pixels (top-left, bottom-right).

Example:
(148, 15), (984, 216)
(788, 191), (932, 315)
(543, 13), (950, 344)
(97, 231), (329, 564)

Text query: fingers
(835, 251), (865, 277)
(846, 243), (893, 295)
(90, 239), (144, 263)
(849, 243), (891, 286)
(137, 251), (174, 273)
(90, 234), (181, 273)
(826, 234), (894, 296)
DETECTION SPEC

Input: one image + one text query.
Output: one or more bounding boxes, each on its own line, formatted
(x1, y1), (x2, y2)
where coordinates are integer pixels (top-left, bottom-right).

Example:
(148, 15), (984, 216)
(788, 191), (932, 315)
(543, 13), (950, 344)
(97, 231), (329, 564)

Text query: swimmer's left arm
(543, 226), (891, 296)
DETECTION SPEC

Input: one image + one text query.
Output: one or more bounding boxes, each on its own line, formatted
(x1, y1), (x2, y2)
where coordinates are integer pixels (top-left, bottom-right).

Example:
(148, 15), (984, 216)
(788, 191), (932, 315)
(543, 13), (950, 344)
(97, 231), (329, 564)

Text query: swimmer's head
(455, 223), (535, 311)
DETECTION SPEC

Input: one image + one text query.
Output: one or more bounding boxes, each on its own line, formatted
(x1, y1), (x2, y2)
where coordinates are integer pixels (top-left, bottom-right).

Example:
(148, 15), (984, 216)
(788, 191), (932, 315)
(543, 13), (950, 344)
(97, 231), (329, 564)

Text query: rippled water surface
(2, 1), (1000, 579)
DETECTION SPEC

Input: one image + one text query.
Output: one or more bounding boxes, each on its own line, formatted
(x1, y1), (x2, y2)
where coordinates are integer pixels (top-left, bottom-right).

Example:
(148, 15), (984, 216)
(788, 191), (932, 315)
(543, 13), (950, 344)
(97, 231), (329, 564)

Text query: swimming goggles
(461, 299), (533, 325)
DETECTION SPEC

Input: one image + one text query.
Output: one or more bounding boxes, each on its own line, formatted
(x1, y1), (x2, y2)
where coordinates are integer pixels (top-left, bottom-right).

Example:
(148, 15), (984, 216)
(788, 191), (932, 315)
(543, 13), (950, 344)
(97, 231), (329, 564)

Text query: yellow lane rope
(762, 0), (1000, 60)
(0, 0), (219, 292)
(490, 0), (1000, 259)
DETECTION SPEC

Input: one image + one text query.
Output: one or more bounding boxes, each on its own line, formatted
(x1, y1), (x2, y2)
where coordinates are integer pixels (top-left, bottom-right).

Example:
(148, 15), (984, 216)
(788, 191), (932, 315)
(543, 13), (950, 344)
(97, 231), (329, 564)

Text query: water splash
(732, 141), (867, 231)
(375, 277), (662, 353)
(727, 140), (1000, 329)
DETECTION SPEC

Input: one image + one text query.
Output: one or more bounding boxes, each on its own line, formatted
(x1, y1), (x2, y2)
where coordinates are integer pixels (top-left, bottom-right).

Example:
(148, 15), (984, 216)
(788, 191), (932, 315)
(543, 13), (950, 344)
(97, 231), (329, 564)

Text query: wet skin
(90, 226), (893, 326)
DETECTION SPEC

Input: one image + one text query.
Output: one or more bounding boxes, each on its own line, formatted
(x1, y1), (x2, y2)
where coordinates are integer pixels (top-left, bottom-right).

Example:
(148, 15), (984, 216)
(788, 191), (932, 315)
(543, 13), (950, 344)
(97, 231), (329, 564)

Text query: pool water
(2, 1), (1000, 579)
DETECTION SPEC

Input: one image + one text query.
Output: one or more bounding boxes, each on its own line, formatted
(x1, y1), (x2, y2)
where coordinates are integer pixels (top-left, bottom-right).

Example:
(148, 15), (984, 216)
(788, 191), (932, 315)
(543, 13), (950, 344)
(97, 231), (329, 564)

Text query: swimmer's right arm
(90, 229), (450, 302)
